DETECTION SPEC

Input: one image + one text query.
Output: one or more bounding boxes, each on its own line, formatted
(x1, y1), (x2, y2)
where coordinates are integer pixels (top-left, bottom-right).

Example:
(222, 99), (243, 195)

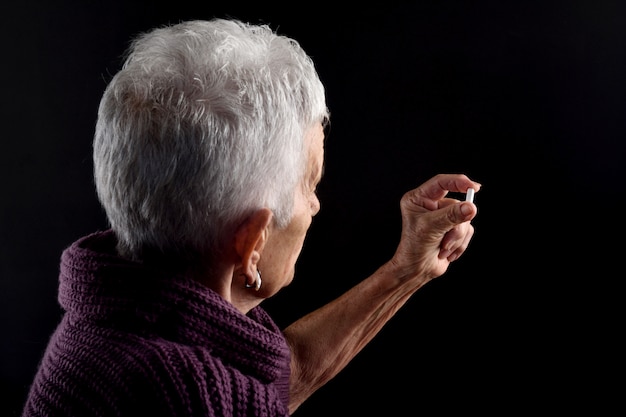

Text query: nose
(311, 195), (321, 216)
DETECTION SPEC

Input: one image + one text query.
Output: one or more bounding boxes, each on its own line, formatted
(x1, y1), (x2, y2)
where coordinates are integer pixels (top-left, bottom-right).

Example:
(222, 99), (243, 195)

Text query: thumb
(438, 201), (477, 232)
(458, 201), (477, 221)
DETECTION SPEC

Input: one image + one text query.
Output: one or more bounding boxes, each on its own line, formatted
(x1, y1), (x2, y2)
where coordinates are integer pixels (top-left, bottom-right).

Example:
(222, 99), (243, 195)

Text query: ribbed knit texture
(22, 230), (291, 417)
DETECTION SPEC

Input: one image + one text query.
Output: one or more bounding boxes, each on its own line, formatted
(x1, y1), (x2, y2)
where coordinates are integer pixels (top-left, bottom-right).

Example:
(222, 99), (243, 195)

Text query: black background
(2, 1), (624, 415)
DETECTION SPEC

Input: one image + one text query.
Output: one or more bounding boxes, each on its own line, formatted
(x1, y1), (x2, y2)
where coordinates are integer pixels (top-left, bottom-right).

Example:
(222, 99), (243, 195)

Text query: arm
(283, 173), (481, 413)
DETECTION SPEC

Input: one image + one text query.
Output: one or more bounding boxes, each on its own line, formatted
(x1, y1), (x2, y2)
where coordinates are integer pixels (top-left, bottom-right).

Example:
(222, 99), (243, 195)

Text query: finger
(440, 221), (471, 255)
(440, 223), (475, 261)
(448, 223), (475, 262)
(429, 201), (477, 235)
(400, 186), (479, 225)
(438, 197), (463, 210)
(416, 174), (482, 205)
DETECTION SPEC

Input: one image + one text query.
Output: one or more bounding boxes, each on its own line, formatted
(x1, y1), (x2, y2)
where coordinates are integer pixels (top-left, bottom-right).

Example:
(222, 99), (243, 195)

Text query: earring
(245, 269), (262, 291)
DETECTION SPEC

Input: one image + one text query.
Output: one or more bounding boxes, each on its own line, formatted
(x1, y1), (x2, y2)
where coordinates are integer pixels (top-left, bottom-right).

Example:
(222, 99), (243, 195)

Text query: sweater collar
(58, 230), (290, 383)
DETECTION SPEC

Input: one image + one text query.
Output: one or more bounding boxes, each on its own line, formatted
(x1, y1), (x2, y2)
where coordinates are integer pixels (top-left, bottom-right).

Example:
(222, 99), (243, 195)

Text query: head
(93, 19), (329, 265)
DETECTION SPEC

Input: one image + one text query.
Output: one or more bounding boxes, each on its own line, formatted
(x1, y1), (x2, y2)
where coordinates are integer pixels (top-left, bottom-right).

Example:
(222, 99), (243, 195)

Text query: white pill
(465, 188), (475, 203)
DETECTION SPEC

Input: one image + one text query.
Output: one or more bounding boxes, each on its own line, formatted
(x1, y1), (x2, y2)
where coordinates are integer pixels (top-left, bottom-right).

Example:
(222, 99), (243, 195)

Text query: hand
(390, 173), (481, 283)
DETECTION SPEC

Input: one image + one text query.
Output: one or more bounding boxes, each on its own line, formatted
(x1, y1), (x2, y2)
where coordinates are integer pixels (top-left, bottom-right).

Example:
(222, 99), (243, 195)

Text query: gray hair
(93, 19), (329, 262)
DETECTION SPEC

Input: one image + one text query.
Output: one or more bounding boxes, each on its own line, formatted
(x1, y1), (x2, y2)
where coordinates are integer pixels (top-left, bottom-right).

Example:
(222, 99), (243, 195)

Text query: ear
(234, 208), (273, 278)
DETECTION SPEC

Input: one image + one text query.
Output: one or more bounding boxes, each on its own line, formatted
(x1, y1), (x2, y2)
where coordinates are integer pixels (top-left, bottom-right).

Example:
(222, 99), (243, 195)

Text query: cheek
(289, 193), (313, 243)
(263, 212), (310, 271)
(279, 211), (312, 268)
(263, 192), (313, 278)
(284, 213), (311, 257)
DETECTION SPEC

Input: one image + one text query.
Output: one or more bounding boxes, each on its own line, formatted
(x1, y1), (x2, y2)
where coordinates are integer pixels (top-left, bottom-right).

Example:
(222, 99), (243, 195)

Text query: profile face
(258, 123), (325, 294)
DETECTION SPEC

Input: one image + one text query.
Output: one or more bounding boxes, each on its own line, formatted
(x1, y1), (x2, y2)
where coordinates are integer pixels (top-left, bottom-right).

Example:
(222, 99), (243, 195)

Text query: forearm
(283, 260), (428, 413)
(283, 175), (480, 413)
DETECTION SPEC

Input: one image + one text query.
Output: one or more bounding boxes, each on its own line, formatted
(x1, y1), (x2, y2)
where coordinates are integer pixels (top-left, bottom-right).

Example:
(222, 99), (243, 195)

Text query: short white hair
(93, 18), (329, 261)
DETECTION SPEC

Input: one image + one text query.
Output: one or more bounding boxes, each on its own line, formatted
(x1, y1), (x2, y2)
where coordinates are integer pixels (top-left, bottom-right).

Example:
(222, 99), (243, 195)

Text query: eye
(322, 117), (331, 138)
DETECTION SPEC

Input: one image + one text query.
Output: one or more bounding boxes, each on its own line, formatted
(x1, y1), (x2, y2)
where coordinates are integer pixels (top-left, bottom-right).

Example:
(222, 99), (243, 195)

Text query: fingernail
(460, 202), (472, 216)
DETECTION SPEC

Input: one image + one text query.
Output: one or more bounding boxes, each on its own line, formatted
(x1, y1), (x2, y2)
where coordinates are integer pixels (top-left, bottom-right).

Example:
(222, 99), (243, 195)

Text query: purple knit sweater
(22, 230), (292, 417)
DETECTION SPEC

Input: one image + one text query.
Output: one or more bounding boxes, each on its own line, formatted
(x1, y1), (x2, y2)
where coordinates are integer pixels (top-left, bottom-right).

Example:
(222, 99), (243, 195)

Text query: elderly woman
(22, 18), (480, 417)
